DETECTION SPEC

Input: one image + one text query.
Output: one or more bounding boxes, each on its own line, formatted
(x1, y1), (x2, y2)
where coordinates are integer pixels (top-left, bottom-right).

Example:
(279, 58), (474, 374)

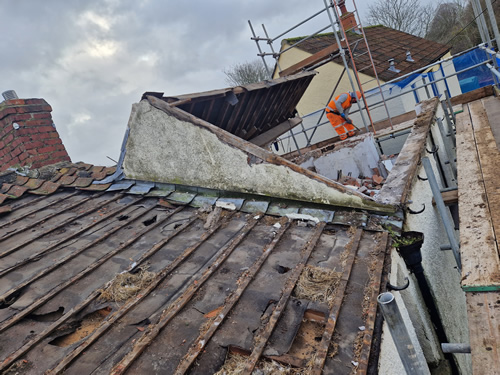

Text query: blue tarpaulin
(453, 48), (497, 93)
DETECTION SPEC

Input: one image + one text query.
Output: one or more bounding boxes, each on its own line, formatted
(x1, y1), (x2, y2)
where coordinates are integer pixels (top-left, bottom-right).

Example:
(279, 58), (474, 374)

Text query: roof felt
(285, 26), (451, 82)
(0, 162), (398, 374)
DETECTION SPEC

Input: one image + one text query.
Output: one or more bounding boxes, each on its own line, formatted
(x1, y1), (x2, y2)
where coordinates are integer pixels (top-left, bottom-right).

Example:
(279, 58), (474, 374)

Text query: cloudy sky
(1, 0), (400, 166)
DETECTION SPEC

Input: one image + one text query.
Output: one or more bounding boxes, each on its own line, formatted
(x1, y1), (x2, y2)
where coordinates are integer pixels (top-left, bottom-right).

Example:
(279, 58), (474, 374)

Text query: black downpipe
(398, 232), (460, 374)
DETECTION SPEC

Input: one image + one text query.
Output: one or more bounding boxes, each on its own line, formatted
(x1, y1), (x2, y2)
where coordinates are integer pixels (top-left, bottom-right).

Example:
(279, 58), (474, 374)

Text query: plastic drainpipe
(377, 292), (430, 375)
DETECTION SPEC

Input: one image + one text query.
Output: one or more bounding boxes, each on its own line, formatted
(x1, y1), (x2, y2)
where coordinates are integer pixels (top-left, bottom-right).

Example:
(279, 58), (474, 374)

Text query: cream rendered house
(273, 24), (459, 151)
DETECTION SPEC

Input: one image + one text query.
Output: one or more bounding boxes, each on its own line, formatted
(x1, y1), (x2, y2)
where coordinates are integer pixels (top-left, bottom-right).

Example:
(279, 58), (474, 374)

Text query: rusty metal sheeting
(0, 191), (390, 374)
(153, 71), (316, 141)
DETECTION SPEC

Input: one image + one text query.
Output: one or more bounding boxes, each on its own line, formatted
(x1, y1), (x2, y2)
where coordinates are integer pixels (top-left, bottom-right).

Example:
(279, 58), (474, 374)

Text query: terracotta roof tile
(14, 176), (29, 186)
(68, 177), (93, 188)
(90, 170), (107, 180)
(0, 183), (13, 194)
(29, 181), (61, 195)
(76, 170), (93, 178)
(78, 183), (113, 191)
(104, 166), (117, 175)
(0, 205), (12, 215)
(74, 162), (93, 170)
(0, 194), (8, 205)
(90, 166), (105, 174)
(59, 167), (78, 176)
(6, 185), (29, 198)
(24, 178), (45, 190)
(50, 173), (65, 182)
(58, 175), (78, 186)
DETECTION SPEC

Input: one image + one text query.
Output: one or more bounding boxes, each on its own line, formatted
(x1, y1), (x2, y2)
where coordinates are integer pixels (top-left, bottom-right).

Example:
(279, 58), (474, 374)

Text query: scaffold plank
(456, 103), (500, 291)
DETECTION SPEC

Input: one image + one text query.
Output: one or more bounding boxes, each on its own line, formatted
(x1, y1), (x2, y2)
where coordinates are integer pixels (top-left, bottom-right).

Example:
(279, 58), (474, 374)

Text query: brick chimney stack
(337, 0), (357, 32)
(0, 97), (71, 172)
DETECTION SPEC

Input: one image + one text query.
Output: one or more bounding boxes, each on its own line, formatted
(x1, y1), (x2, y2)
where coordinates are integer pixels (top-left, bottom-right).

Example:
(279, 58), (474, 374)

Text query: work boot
(348, 130), (356, 137)
(339, 133), (347, 140)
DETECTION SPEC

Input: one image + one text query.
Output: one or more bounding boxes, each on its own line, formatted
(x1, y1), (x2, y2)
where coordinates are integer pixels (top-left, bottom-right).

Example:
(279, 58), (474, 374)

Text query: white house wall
(379, 107), (472, 374)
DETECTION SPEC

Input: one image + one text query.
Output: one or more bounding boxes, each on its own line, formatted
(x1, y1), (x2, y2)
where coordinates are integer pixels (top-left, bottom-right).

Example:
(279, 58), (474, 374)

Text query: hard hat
(351, 91), (362, 100)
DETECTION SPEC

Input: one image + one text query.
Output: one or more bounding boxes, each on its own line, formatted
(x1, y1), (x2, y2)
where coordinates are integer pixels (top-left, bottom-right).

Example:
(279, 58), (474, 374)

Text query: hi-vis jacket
(326, 93), (353, 117)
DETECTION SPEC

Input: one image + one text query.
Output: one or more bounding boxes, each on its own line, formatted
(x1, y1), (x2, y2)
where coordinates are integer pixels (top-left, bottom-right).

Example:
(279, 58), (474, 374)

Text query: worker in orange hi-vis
(325, 91), (362, 140)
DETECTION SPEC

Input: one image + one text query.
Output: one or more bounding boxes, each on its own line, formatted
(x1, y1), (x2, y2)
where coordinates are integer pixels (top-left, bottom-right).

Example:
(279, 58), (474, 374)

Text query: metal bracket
(407, 203), (425, 215)
(387, 277), (410, 291)
(426, 145), (439, 154)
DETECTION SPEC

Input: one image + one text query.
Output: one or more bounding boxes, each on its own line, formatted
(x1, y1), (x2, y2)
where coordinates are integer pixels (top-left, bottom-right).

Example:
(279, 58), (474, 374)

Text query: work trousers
(326, 112), (355, 140)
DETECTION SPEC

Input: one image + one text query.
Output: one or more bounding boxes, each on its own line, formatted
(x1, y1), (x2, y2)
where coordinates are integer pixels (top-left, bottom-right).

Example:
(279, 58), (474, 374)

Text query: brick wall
(0, 98), (71, 171)
(340, 12), (357, 32)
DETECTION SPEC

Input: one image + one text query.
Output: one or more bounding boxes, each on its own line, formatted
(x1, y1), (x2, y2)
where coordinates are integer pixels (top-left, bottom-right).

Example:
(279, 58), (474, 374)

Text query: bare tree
(223, 60), (269, 86)
(426, 0), (479, 53)
(366, 0), (436, 37)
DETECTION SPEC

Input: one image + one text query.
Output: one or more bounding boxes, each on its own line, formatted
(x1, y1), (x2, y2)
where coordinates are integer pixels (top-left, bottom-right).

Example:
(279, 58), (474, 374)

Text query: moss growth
(386, 227), (422, 247)
(284, 25), (385, 44)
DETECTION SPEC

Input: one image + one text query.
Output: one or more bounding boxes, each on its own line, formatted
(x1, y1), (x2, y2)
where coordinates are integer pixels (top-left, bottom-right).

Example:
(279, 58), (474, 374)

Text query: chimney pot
(338, 0), (348, 14)
(2, 90), (18, 101)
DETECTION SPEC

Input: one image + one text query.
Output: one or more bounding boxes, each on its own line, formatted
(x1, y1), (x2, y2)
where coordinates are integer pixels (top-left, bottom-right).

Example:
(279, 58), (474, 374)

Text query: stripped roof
(0, 163), (398, 374)
(147, 71), (316, 141)
(284, 26), (450, 82)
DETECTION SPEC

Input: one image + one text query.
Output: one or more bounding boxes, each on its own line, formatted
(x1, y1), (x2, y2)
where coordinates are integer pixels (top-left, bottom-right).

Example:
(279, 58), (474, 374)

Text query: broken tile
(299, 208), (335, 223)
(216, 198), (245, 211)
(372, 175), (384, 185)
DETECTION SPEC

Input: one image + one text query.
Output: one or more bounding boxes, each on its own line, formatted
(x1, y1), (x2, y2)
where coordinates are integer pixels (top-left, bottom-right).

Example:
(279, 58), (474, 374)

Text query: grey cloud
(1, 0), (380, 165)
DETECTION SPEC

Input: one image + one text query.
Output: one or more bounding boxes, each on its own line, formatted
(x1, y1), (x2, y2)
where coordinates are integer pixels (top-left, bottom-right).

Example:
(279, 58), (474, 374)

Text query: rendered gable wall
(122, 99), (394, 213)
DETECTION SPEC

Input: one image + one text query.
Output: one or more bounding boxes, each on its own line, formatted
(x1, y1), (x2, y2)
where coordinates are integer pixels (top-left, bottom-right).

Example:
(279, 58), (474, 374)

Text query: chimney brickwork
(337, 0), (357, 31)
(0, 98), (71, 172)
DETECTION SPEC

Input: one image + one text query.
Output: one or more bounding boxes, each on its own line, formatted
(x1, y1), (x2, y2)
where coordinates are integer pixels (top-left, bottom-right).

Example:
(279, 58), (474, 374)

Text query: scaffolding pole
(261, 24), (282, 75)
(484, 0), (500, 50)
(278, 60), (491, 144)
(322, 0), (369, 132)
(248, 20), (272, 78)
(471, 0), (492, 46)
